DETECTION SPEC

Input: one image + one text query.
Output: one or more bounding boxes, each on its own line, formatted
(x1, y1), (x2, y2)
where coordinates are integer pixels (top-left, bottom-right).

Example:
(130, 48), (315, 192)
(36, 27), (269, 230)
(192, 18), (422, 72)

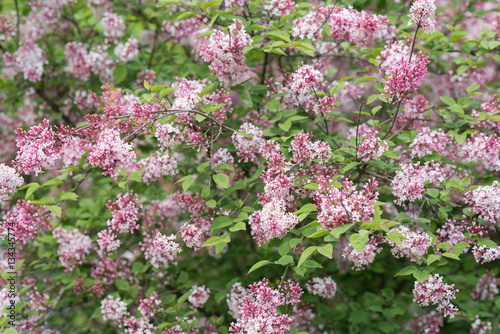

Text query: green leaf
(216, 163), (235, 171)
(129, 169), (144, 182)
(241, 90), (253, 107)
(441, 252), (460, 260)
(57, 191), (78, 201)
(352, 76), (378, 85)
(247, 260), (272, 274)
(294, 203), (317, 214)
(318, 244), (333, 259)
(453, 241), (469, 255)
(297, 246), (318, 267)
(275, 255), (294, 266)
(215, 240), (228, 255)
(436, 242), (452, 249)
(303, 183), (318, 190)
(211, 216), (233, 231)
(206, 199), (216, 208)
(427, 188), (439, 198)
(466, 84), (480, 95)
(157, 0), (182, 6)
(202, 0), (222, 10)
(427, 254), (440, 265)
(178, 290), (193, 304)
(478, 238), (498, 248)
(116, 280), (130, 290)
(331, 223), (354, 238)
(199, 81), (218, 97)
(395, 266), (417, 277)
(229, 222), (246, 232)
(213, 173), (230, 189)
(25, 183), (41, 199)
(3, 328), (19, 334)
(341, 161), (360, 173)
(413, 270), (430, 283)
(265, 31), (291, 43)
(47, 205), (62, 218)
(42, 179), (64, 187)
(267, 100), (280, 112)
(113, 64), (127, 84)
(302, 260), (322, 268)
(440, 96), (456, 106)
(160, 87), (176, 98)
(350, 233), (368, 253)
(203, 237), (220, 247)
(181, 176), (196, 191)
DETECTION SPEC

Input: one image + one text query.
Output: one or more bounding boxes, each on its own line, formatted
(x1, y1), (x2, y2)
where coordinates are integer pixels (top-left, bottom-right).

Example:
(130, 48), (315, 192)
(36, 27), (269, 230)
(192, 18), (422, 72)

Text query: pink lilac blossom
(460, 133), (500, 171)
(224, 0), (245, 7)
(227, 282), (250, 319)
(155, 123), (180, 151)
(342, 236), (383, 270)
(171, 77), (204, 111)
(248, 198), (299, 246)
(14, 119), (68, 176)
(0, 14), (15, 43)
(2, 40), (47, 82)
(136, 152), (178, 184)
(357, 130), (388, 162)
(410, 127), (452, 158)
(136, 69), (156, 87)
(97, 230), (121, 252)
(0, 164), (23, 202)
(471, 270), (499, 300)
(88, 128), (137, 177)
(198, 19), (252, 87)
(180, 223), (205, 250)
(264, 0), (296, 17)
(413, 274), (459, 318)
(289, 131), (331, 164)
(139, 292), (164, 319)
(229, 279), (302, 334)
(140, 232), (178, 268)
(53, 227), (93, 271)
(188, 285), (211, 309)
(232, 123), (266, 163)
(465, 181), (500, 226)
(408, 311), (443, 334)
(114, 37), (139, 63)
(86, 45), (115, 82)
(378, 39), (412, 76)
(102, 11), (125, 43)
(383, 56), (430, 102)
(289, 64), (326, 106)
(61, 136), (89, 167)
(388, 226), (431, 264)
(292, 5), (392, 45)
(152, 233), (182, 263)
(123, 316), (154, 334)
(470, 315), (493, 334)
(313, 95), (337, 116)
(472, 245), (500, 264)
(435, 219), (469, 252)
(306, 277), (337, 298)
(391, 162), (445, 204)
(106, 192), (142, 234)
(313, 177), (379, 230)
(0, 288), (20, 317)
(0, 200), (51, 244)
(64, 42), (92, 79)
(101, 295), (128, 323)
(408, 0), (437, 34)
